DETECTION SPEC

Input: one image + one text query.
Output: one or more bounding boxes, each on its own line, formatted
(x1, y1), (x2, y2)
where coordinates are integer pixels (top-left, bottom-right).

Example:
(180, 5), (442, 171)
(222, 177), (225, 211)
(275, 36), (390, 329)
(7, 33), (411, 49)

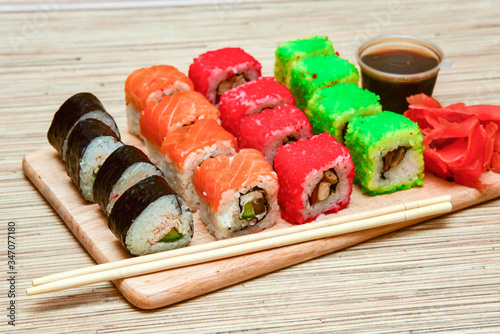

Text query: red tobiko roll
(188, 47), (262, 104)
(219, 76), (295, 140)
(239, 103), (312, 165)
(274, 133), (354, 224)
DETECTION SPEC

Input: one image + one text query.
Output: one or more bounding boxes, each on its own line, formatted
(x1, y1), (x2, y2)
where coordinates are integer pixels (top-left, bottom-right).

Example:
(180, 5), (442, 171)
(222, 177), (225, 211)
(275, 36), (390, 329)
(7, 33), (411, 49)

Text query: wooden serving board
(23, 131), (500, 309)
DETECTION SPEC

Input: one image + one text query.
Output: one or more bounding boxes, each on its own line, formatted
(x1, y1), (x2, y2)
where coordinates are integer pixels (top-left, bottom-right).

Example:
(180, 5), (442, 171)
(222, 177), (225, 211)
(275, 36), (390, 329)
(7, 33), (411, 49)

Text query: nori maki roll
(344, 111), (425, 195)
(65, 119), (123, 202)
(93, 145), (163, 217)
(47, 92), (120, 161)
(108, 175), (193, 256)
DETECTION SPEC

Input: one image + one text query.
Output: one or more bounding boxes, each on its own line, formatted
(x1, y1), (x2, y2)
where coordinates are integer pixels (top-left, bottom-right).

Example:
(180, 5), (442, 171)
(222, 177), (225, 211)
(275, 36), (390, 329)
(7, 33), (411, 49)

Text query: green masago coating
(344, 111), (424, 195)
(305, 83), (382, 144)
(274, 35), (336, 89)
(290, 54), (360, 110)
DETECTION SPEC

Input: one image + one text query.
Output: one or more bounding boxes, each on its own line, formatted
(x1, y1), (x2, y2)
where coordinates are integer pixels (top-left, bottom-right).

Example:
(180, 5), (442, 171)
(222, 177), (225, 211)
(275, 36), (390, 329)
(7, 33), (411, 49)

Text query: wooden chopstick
(27, 198), (452, 296)
(32, 195), (451, 287)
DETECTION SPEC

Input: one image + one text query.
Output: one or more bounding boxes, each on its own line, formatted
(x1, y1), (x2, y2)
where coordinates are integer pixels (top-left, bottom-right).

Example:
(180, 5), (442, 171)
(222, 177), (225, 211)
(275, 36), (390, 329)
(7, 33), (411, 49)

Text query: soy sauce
(360, 48), (440, 114)
(361, 49), (439, 75)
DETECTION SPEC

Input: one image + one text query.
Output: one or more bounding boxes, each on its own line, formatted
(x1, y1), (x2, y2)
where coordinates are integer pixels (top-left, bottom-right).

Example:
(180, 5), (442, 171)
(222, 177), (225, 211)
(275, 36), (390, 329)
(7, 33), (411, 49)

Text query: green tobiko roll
(344, 111), (424, 195)
(290, 54), (359, 110)
(305, 83), (382, 144)
(274, 35), (336, 89)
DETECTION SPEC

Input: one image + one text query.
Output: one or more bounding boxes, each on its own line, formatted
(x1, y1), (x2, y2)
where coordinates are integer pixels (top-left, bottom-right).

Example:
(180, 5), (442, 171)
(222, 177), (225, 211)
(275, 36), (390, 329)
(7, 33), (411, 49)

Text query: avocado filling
(310, 169), (338, 206)
(381, 146), (407, 179)
(158, 228), (183, 242)
(239, 189), (268, 222)
(216, 74), (248, 103)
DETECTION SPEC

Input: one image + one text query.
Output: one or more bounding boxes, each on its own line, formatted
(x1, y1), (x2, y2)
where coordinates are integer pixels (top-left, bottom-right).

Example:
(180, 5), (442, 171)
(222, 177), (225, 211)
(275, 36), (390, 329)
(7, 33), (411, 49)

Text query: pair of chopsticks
(27, 195), (452, 296)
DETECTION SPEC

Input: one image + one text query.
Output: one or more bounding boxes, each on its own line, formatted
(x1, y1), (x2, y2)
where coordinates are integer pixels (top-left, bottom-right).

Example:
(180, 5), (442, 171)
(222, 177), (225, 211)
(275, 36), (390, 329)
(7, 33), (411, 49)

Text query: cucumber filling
(158, 228), (183, 242)
(310, 169), (338, 206)
(238, 189), (268, 222)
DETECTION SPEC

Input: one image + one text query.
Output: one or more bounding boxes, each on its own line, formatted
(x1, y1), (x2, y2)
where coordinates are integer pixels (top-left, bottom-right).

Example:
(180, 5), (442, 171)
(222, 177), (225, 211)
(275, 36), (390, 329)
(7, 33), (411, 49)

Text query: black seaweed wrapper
(64, 119), (120, 194)
(93, 145), (155, 215)
(47, 92), (117, 156)
(108, 175), (179, 252)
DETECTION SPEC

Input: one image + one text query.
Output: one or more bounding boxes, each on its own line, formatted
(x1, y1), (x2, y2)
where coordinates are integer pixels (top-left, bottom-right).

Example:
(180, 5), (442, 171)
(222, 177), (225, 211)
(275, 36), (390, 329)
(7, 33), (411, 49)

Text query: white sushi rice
(125, 104), (141, 136)
(61, 110), (119, 161)
(262, 124), (311, 165)
(79, 136), (123, 202)
(125, 195), (193, 256)
(368, 135), (424, 191)
(146, 140), (237, 211)
(196, 174), (279, 240)
(300, 156), (354, 221)
(105, 162), (163, 216)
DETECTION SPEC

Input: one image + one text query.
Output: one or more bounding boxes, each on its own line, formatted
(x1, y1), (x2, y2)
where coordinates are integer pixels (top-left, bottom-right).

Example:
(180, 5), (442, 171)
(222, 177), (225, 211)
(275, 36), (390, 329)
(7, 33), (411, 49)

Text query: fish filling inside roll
(381, 146), (407, 179)
(216, 74), (248, 103)
(310, 169), (339, 206)
(125, 194), (192, 255)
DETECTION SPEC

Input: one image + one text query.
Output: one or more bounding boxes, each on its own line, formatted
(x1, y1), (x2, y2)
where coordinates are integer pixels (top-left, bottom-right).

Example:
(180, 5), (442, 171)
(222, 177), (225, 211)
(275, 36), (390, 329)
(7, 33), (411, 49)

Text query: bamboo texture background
(1, 0), (500, 333)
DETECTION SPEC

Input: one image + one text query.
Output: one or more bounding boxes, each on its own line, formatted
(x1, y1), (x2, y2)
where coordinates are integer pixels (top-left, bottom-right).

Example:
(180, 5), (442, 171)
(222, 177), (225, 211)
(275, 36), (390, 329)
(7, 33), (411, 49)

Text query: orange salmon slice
(161, 118), (238, 170)
(193, 149), (277, 211)
(125, 65), (194, 111)
(140, 90), (220, 149)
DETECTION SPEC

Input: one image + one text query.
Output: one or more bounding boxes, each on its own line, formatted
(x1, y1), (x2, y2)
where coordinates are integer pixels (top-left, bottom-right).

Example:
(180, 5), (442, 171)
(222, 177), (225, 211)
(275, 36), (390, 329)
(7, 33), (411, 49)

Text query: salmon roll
(274, 35), (336, 89)
(305, 83), (382, 144)
(125, 65), (194, 135)
(64, 119), (123, 202)
(290, 54), (360, 110)
(93, 145), (163, 216)
(193, 149), (279, 239)
(239, 104), (312, 165)
(148, 119), (238, 210)
(274, 133), (355, 224)
(188, 47), (262, 104)
(48, 92), (119, 161)
(218, 76), (295, 140)
(108, 175), (193, 256)
(139, 90), (220, 152)
(344, 111), (424, 195)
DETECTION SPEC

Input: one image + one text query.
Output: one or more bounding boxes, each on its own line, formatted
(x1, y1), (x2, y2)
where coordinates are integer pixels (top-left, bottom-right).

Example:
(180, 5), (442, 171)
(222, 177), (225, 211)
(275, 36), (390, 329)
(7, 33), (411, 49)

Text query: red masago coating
(219, 76), (295, 140)
(239, 103), (312, 165)
(188, 47), (262, 104)
(274, 133), (355, 224)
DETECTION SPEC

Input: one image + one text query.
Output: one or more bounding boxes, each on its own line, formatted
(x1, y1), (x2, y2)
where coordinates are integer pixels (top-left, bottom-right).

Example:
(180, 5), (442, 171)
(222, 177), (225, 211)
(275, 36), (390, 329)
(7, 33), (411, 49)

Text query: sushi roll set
(273, 36), (425, 197)
(46, 38), (429, 255)
(125, 51), (283, 239)
(48, 92), (194, 256)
